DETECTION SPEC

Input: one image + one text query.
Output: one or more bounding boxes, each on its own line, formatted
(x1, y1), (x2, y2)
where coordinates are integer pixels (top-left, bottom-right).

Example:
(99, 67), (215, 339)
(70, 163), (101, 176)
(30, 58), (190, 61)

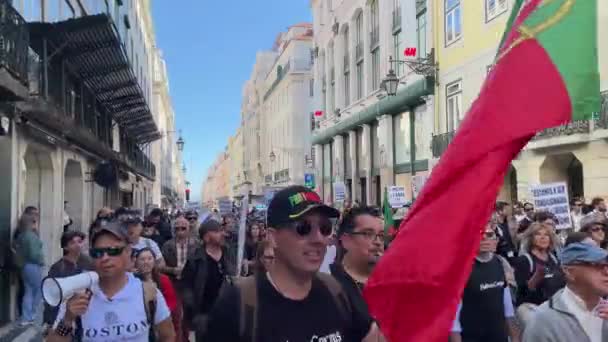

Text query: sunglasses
(175, 226), (188, 231)
(591, 226), (604, 233)
(186, 217), (198, 221)
(292, 220), (333, 237)
(571, 262), (608, 272)
(524, 208), (534, 212)
(90, 246), (126, 259)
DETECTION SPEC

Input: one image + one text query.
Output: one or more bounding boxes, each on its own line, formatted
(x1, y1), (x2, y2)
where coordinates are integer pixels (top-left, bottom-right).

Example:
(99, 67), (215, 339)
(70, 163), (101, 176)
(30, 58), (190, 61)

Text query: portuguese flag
(364, 1), (600, 342)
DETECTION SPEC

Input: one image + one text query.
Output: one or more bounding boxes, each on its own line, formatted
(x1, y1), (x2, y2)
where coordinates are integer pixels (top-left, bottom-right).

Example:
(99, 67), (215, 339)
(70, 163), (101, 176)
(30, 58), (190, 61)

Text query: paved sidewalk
(0, 322), (43, 342)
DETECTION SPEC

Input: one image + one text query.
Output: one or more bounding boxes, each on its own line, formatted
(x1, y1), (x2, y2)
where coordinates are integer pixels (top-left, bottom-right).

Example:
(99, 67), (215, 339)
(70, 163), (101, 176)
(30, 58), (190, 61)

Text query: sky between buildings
(152, 1), (312, 201)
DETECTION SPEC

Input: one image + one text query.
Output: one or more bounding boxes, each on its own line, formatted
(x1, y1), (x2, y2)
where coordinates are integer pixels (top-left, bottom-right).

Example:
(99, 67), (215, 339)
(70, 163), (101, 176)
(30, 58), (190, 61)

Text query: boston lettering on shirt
(54, 273), (171, 342)
(459, 256), (508, 342)
(204, 274), (372, 342)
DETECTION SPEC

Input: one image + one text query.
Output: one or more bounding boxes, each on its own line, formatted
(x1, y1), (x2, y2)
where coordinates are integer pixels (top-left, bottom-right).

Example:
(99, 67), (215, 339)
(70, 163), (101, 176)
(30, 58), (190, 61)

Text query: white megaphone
(42, 271), (99, 307)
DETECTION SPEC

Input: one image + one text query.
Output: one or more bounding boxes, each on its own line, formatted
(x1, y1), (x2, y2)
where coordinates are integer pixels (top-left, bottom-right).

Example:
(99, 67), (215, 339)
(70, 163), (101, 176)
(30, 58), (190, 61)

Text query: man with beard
(147, 208), (173, 247)
(204, 186), (381, 341)
(330, 207), (384, 326)
(450, 217), (520, 342)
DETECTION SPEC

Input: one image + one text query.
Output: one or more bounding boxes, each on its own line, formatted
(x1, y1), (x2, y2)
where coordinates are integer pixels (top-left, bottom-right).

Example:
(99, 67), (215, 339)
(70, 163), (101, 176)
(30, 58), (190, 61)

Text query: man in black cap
(204, 185), (381, 342)
(181, 217), (236, 341)
(47, 220), (174, 342)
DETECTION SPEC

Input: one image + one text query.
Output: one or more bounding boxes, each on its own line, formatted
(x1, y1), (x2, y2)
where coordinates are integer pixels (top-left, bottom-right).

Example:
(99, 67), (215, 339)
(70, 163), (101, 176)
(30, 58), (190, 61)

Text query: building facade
(0, 0), (164, 323)
(311, 0), (435, 206)
(431, 0), (608, 203)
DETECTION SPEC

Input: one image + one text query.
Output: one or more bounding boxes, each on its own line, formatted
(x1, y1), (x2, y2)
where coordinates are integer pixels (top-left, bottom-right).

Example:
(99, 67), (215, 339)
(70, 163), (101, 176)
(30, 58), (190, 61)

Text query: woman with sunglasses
(135, 248), (181, 342)
(579, 212), (608, 248)
(14, 213), (43, 326)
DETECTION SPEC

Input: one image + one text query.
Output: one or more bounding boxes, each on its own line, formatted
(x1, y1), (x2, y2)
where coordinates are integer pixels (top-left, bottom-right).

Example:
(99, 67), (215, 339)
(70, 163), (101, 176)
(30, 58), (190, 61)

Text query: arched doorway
(64, 160), (83, 232)
(540, 153), (584, 199)
(23, 146), (55, 262)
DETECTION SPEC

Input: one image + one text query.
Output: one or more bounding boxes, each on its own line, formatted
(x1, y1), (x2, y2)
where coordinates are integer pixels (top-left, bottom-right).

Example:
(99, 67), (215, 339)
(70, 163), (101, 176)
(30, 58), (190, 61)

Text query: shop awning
(28, 14), (160, 143)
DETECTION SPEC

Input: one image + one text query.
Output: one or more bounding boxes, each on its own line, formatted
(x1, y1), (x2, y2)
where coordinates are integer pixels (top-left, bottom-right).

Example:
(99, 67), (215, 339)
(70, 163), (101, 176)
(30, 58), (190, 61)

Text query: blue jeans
(21, 263), (42, 322)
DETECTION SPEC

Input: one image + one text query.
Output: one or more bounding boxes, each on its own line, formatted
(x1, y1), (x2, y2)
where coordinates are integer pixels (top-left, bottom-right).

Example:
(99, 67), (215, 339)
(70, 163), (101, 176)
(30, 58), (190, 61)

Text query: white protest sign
(333, 182), (346, 203)
(388, 186), (408, 208)
(218, 198), (232, 216)
(529, 182), (572, 230)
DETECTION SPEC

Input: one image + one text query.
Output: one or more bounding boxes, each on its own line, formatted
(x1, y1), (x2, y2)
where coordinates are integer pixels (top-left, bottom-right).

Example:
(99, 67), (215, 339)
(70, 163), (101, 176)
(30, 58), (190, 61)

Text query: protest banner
(530, 182), (572, 230)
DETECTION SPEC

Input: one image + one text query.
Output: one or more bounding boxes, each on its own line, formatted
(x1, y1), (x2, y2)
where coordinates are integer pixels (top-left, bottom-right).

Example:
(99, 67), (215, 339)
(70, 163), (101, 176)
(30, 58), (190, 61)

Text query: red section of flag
(363, 41), (571, 342)
(314, 110), (324, 117)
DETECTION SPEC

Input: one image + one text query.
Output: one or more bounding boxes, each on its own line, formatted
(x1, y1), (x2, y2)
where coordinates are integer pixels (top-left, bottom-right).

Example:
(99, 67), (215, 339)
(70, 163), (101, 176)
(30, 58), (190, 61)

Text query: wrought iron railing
(392, 8), (402, 32)
(534, 92), (608, 139)
(431, 131), (455, 158)
(0, 0), (29, 85)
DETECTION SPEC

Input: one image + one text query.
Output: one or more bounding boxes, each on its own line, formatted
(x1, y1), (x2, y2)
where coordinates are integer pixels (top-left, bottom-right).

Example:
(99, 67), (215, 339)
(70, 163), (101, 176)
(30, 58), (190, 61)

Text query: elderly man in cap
(523, 241), (608, 342)
(181, 217), (236, 341)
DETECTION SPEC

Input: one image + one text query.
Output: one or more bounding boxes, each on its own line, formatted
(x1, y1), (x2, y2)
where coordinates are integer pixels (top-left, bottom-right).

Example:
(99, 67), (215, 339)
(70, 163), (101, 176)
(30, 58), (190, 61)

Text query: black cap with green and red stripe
(267, 185), (340, 228)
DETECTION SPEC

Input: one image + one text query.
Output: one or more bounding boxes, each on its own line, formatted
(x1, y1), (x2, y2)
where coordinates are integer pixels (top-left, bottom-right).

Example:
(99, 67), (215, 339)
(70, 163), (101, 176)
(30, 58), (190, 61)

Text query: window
(356, 62), (364, 100)
(486, 0), (508, 22)
(371, 48), (380, 91)
(393, 32), (403, 76)
(417, 10), (427, 58)
(446, 80), (463, 131)
(355, 11), (363, 62)
(344, 27), (351, 106)
(344, 72), (351, 106)
(309, 79), (314, 97)
(445, 0), (462, 45)
(369, 0), (379, 49)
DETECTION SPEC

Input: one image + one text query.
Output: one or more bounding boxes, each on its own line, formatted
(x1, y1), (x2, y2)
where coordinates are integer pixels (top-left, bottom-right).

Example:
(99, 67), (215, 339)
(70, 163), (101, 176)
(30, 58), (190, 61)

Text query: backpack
(522, 252), (558, 274)
(237, 273), (352, 342)
(74, 281), (157, 342)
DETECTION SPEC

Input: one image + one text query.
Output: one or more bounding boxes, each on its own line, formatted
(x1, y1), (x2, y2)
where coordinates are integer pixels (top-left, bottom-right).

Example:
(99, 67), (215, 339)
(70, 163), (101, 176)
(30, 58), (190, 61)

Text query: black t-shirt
(201, 253), (225, 314)
(514, 253), (565, 306)
(329, 263), (373, 326)
(460, 256), (508, 342)
(204, 274), (372, 342)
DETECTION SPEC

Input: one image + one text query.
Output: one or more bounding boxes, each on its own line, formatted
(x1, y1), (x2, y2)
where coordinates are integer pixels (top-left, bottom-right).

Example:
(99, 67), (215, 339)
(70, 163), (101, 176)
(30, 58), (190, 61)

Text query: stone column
(362, 124), (373, 205)
(314, 144), (324, 198)
(333, 135), (345, 182)
(512, 152), (544, 203)
(377, 115), (395, 195)
(348, 130), (358, 202)
(573, 141), (608, 199)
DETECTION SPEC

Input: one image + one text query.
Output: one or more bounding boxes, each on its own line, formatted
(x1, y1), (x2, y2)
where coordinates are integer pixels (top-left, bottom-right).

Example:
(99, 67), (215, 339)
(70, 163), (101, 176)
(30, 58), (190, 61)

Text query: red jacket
(159, 274), (178, 312)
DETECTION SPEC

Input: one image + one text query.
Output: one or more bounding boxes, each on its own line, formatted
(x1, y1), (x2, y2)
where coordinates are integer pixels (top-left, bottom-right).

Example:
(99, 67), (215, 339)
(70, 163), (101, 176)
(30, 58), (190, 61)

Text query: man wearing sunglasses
(47, 220), (175, 342)
(450, 217), (520, 342)
(204, 186), (380, 342)
(523, 241), (608, 341)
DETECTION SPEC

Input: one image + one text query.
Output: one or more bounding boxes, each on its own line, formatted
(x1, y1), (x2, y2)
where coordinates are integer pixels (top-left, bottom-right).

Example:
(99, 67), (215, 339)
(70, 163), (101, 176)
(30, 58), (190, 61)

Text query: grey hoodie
(522, 289), (608, 341)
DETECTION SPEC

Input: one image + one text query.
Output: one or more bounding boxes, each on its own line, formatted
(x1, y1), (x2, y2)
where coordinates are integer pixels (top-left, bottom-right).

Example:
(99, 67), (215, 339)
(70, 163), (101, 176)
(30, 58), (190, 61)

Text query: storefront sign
(388, 186), (408, 208)
(529, 182), (572, 230)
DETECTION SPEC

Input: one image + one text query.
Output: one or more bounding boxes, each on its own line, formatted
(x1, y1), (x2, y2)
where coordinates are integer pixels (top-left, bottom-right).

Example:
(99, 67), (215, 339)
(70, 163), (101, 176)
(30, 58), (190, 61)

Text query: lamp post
(176, 130), (185, 152)
(381, 50), (438, 201)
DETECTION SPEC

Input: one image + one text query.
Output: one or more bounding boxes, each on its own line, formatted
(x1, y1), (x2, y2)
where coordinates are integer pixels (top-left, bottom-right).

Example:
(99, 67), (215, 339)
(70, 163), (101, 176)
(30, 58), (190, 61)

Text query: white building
(311, 0), (435, 206)
(0, 0), (163, 323)
(259, 24), (315, 191)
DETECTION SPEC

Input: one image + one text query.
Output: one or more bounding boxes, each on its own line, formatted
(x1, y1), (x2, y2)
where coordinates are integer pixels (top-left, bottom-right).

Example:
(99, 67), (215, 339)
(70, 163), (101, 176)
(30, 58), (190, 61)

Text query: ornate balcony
(431, 131), (455, 158)
(0, 0), (29, 100)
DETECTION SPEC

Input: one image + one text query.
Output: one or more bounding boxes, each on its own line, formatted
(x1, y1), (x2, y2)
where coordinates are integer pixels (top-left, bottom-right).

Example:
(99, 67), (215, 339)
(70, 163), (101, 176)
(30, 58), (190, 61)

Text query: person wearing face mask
(330, 206), (384, 332)
(450, 217), (521, 342)
(204, 186), (382, 342)
(523, 241), (608, 341)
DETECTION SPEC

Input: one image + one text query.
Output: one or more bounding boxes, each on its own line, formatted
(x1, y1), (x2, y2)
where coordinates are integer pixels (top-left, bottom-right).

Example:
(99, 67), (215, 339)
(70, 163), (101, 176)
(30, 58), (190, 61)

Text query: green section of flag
(497, 0), (525, 52)
(383, 188), (394, 238)
(523, 0), (600, 120)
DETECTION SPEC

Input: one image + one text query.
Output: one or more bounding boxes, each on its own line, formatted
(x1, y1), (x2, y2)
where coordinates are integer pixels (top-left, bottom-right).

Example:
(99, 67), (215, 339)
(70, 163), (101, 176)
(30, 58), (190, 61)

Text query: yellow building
(432, 0), (608, 203)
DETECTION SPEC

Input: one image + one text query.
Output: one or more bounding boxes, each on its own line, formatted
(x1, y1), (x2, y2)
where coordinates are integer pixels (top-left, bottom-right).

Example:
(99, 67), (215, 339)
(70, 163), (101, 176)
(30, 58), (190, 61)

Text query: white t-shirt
(54, 273), (171, 342)
(131, 237), (163, 260)
(319, 245), (337, 274)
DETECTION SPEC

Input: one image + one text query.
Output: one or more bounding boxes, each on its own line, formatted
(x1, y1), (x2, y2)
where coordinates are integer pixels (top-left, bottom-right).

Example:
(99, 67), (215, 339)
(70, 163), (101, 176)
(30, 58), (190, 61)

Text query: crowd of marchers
(6, 189), (608, 341)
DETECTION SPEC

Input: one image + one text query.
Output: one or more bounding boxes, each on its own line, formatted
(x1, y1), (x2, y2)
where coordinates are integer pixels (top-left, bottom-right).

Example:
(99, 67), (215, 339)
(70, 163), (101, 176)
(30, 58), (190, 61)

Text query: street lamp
(182, 163), (187, 174)
(176, 130), (185, 151)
